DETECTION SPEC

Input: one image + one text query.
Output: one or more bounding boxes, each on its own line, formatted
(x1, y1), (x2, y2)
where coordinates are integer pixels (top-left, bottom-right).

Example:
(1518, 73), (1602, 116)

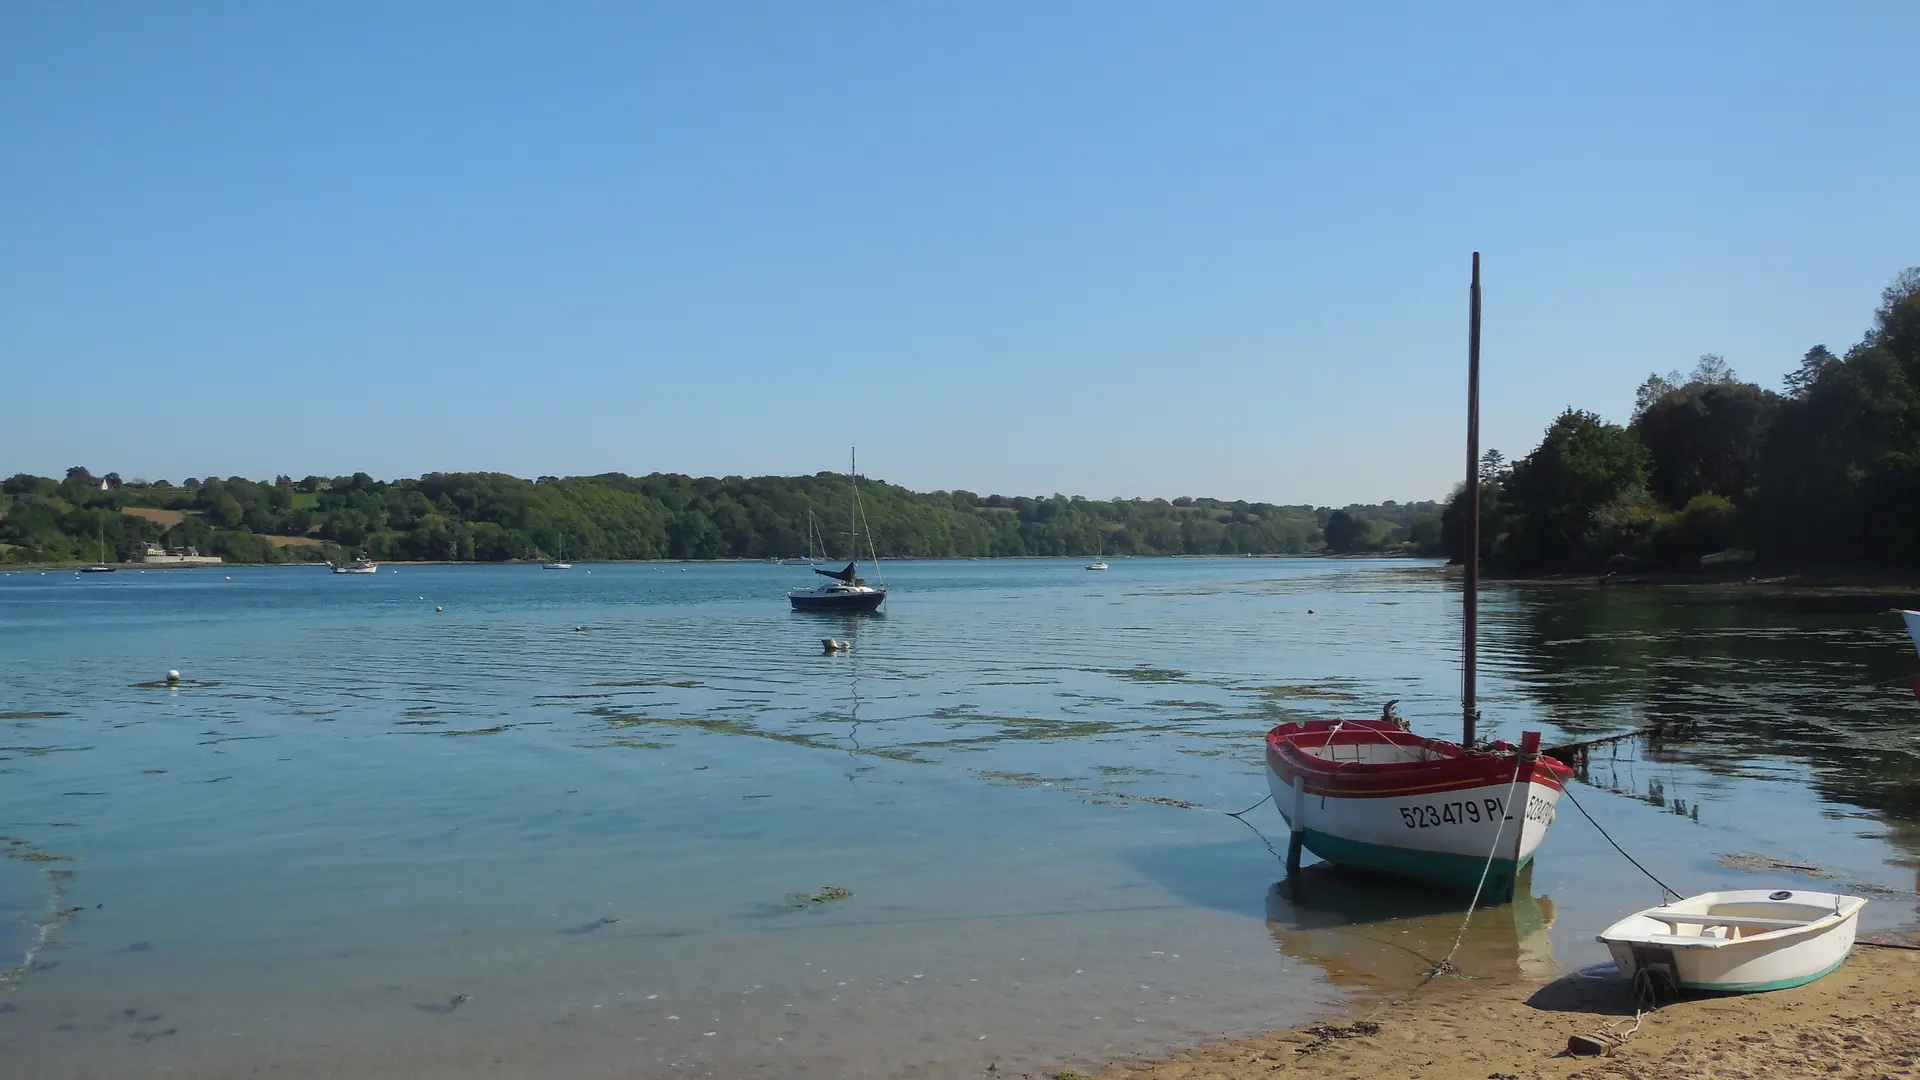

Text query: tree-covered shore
(1442, 268), (1920, 577)
(0, 465), (1441, 566)
(17, 265), (1909, 574)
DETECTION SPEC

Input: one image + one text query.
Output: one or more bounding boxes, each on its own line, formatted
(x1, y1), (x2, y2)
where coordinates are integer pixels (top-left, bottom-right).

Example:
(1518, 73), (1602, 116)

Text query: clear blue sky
(3, 3), (1914, 505)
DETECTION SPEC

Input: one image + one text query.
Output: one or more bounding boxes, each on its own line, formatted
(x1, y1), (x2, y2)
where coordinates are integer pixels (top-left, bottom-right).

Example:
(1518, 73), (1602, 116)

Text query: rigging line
(1560, 784), (1684, 900)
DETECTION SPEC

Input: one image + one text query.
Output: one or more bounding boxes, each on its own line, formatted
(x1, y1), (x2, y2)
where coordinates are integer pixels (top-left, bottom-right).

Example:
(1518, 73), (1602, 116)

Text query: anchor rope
(1559, 784), (1683, 900)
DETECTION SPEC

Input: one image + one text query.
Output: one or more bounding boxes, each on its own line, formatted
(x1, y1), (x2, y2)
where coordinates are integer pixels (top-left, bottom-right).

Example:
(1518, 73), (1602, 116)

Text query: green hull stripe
(1301, 829), (1529, 896)
(1682, 955), (1848, 993)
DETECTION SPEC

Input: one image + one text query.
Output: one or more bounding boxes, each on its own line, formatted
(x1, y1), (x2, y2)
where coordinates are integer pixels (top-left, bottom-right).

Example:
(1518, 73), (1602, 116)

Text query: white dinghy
(1598, 888), (1866, 994)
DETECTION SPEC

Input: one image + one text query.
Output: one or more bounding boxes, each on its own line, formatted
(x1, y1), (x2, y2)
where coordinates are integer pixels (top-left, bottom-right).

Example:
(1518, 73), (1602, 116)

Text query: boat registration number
(1400, 799), (1500, 829)
(1399, 795), (1557, 829)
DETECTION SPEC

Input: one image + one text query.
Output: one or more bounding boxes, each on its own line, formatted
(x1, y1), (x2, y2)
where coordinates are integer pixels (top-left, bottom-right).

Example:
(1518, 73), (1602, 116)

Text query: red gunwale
(1266, 718), (1572, 800)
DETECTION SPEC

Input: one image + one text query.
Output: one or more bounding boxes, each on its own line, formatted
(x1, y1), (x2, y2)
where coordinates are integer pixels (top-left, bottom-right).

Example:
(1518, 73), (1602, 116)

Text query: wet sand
(1073, 938), (1920, 1080)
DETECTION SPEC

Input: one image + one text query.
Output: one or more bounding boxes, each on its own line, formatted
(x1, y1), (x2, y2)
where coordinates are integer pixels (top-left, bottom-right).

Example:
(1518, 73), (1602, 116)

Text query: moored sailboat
(81, 523), (116, 572)
(1265, 254), (1571, 903)
(788, 450), (886, 613)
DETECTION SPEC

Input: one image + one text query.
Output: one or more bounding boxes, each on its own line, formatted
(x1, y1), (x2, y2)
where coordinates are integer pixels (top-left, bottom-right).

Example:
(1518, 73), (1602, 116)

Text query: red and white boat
(1266, 721), (1572, 900)
(1265, 255), (1572, 903)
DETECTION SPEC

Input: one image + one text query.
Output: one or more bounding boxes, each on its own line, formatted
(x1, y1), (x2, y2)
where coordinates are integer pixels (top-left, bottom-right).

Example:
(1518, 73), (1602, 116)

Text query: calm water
(2, 559), (1918, 1079)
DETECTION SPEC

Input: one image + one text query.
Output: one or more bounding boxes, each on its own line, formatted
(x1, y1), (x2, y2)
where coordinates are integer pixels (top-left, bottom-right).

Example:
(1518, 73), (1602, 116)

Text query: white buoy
(225, 575), (232, 580)
(435, 606), (444, 612)
(166, 670), (181, 684)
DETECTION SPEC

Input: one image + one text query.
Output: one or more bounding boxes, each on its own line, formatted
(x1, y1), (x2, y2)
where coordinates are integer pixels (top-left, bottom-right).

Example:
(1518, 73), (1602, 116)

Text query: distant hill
(0, 468), (1443, 565)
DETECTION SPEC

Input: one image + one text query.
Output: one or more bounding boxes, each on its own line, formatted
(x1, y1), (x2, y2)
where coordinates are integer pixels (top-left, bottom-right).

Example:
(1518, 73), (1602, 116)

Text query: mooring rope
(1559, 783), (1684, 899)
(1427, 752), (1527, 977)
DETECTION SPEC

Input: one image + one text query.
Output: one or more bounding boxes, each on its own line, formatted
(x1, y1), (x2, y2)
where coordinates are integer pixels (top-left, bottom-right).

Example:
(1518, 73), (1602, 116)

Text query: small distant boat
(789, 449), (886, 613)
(333, 558), (378, 575)
(1086, 560), (1109, 571)
(1598, 889), (1865, 994)
(544, 537), (573, 570)
(82, 523), (116, 572)
(790, 560), (886, 612)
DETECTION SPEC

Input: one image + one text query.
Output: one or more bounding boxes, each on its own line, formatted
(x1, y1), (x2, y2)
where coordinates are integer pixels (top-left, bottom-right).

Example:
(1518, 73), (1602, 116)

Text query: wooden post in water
(1463, 253), (1482, 748)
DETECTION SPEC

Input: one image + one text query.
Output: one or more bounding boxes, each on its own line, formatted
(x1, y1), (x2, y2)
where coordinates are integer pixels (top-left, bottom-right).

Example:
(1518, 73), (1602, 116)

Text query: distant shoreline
(0, 552), (1427, 574)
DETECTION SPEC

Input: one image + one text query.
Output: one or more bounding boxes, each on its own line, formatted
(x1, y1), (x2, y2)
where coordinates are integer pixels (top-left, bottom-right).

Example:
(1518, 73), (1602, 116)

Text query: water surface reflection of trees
(1488, 584), (1920, 824)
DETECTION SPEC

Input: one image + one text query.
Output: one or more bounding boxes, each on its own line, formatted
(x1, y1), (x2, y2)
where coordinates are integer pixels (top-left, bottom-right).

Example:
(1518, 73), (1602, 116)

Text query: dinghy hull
(1266, 719), (1571, 900)
(1598, 889), (1865, 993)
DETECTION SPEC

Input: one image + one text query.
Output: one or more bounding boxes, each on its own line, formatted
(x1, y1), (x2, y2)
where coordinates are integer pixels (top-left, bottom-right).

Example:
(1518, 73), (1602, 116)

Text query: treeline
(1444, 267), (1920, 574)
(0, 465), (1441, 565)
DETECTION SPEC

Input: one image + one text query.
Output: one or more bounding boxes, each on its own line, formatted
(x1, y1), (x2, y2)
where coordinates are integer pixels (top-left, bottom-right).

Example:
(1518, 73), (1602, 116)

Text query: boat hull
(1266, 719), (1570, 900)
(789, 589), (886, 612)
(1598, 890), (1865, 993)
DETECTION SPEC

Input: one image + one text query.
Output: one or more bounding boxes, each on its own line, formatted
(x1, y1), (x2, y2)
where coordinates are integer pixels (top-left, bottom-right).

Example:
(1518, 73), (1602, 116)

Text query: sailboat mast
(1463, 252), (1482, 746)
(849, 446), (858, 571)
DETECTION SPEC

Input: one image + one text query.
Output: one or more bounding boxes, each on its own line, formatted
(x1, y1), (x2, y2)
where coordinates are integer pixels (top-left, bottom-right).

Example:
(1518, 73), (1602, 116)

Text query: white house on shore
(132, 543), (222, 566)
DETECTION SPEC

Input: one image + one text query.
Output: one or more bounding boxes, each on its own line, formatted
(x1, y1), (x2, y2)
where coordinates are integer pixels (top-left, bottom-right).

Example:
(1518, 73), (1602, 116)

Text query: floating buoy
(166, 670), (181, 684)
(418, 596), (425, 600)
(1308, 609), (1316, 615)
(435, 606), (444, 612)
(225, 575), (232, 580)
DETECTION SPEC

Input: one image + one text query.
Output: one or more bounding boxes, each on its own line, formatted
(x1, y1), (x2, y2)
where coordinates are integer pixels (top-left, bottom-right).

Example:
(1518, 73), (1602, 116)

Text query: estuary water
(2, 558), (1918, 1079)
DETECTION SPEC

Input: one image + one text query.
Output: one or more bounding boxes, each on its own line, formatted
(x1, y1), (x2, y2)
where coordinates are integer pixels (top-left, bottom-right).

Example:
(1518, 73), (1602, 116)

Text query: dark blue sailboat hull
(788, 589), (886, 612)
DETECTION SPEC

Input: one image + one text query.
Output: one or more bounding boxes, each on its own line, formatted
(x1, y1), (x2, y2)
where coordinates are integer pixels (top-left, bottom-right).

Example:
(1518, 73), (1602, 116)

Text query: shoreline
(0, 553), (1428, 573)
(1070, 934), (1920, 1080)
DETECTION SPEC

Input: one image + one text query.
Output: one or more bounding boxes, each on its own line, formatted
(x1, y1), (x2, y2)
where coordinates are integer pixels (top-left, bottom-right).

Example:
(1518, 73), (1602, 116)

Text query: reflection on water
(1266, 864), (1557, 994)
(1, 560), (1917, 1079)
(1492, 583), (1920, 821)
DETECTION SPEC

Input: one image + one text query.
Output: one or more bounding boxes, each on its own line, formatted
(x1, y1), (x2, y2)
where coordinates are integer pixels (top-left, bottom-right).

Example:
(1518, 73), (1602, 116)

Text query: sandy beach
(1073, 936), (1920, 1080)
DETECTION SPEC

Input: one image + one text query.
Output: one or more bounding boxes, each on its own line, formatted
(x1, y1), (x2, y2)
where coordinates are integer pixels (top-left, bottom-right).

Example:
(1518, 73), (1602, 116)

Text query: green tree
(1630, 371), (1778, 507)
(1322, 510), (1367, 553)
(1502, 409), (1650, 572)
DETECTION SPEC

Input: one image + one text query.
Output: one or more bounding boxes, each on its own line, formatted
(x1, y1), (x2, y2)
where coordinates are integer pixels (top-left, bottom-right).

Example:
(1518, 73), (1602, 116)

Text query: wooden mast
(1463, 253), (1482, 747)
